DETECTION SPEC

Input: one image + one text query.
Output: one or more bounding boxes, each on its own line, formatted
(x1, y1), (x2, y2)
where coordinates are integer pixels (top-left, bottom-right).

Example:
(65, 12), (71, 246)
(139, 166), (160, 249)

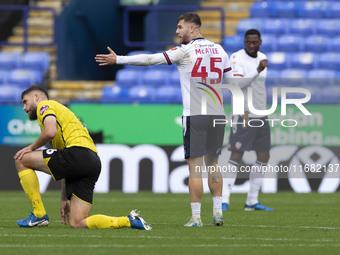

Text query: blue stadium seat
(318, 53), (340, 69)
(302, 87), (323, 104)
(0, 84), (22, 104)
(277, 35), (303, 52)
(223, 35), (244, 52)
(21, 52), (50, 72)
(274, 2), (301, 18)
(331, 36), (340, 52)
(316, 19), (340, 36)
(115, 69), (142, 87)
(260, 34), (277, 52)
(289, 52), (316, 69)
(250, 1), (274, 18)
(320, 86), (340, 104)
(289, 19), (317, 36)
(307, 69), (336, 87)
(154, 86), (182, 103)
(8, 69), (42, 87)
(266, 69), (281, 87)
(0, 52), (21, 69)
(169, 69), (180, 87)
(329, 2), (340, 18)
(142, 69), (170, 86)
(128, 85), (156, 103)
(300, 1), (330, 18)
(101, 85), (129, 103)
(237, 19), (264, 35)
(0, 70), (9, 84)
(280, 69), (308, 87)
(267, 52), (289, 70)
(304, 35), (330, 52)
(263, 18), (289, 35)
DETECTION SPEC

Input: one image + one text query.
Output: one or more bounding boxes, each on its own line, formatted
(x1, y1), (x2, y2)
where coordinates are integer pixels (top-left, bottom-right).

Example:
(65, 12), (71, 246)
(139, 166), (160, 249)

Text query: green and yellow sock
(18, 169), (46, 218)
(86, 215), (131, 229)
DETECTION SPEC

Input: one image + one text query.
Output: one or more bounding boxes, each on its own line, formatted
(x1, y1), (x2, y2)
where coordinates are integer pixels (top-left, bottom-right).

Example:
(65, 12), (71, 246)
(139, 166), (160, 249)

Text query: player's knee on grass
(69, 216), (87, 229)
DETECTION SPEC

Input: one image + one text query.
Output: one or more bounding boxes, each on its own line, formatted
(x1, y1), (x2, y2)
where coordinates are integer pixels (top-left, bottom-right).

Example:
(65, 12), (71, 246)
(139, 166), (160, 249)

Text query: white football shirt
(230, 49), (267, 118)
(117, 37), (232, 116)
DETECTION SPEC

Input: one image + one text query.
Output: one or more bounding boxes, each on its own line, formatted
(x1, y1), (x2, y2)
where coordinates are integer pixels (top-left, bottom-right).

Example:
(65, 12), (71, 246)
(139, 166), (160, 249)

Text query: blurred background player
(14, 85), (151, 230)
(95, 12), (232, 227)
(222, 29), (273, 211)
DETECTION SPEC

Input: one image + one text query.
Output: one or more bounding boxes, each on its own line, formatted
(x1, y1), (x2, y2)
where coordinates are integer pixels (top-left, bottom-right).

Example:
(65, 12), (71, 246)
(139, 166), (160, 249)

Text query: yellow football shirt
(36, 100), (97, 153)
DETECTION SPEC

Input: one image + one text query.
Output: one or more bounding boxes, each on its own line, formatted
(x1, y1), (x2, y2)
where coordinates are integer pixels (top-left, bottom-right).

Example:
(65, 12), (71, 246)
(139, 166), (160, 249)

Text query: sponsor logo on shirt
(40, 105), (49, 115)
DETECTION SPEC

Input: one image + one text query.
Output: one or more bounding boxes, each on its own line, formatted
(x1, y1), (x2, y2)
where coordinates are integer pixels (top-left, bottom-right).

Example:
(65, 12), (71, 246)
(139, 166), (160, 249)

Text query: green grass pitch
(0, 191), (340, 255)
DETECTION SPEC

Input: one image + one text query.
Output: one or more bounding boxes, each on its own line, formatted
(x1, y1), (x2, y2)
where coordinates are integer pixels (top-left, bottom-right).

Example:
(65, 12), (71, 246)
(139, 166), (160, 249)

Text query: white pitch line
(0, 233), (339, 243)
(0, 243), (340, 248)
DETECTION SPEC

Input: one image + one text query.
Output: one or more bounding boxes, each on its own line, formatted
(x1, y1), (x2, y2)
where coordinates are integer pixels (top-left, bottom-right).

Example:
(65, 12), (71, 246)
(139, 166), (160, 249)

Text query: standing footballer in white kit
(95, 12), (232, 226)
(222, 29), (273, 211)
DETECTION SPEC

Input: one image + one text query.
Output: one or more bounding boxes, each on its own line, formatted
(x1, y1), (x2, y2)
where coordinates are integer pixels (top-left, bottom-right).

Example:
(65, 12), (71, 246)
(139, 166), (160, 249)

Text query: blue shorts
(182, 115), (225, 159)
(228, 115), (271, 152)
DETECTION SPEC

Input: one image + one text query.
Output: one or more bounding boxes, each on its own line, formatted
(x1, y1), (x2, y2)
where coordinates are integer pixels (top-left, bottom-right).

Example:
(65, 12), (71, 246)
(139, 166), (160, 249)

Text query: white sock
(191, 202), (201, 219)
(246, 160), (265, 205)
(222, 160), (239, 204)
(212, 196), (222, 215)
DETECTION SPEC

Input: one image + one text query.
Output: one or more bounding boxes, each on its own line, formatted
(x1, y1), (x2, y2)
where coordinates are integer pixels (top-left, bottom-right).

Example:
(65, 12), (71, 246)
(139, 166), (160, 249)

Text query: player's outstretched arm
(95, 46), (117, 66)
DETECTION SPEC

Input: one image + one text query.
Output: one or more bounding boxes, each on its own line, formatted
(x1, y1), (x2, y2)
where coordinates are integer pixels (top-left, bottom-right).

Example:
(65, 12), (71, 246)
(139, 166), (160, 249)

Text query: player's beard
(27, 105), (37, 120)
(180, 33), (190, 44)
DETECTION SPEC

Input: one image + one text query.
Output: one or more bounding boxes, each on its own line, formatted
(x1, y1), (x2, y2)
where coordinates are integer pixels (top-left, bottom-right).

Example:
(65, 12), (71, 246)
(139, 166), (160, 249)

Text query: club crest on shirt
(194, 44), (200, 48)
(40, 105), (49, 115)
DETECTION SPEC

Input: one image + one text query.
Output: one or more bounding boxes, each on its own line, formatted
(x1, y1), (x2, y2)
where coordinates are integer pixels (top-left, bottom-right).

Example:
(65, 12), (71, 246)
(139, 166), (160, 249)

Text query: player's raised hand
(95, 46), (117, 66)
(257, 59), (268, 73)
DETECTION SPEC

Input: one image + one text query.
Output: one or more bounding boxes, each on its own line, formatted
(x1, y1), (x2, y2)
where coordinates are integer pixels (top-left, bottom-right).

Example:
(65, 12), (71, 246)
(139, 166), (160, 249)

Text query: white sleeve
(231, 58), (259, 89)
(116, 53), (168, 66)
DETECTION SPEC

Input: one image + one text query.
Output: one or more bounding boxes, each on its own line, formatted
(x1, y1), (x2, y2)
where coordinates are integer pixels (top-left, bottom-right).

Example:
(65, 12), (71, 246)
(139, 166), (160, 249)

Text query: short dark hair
(177, 12), (202, 27)
(21, 85), (49, 100)
(245, 29), (261, 39)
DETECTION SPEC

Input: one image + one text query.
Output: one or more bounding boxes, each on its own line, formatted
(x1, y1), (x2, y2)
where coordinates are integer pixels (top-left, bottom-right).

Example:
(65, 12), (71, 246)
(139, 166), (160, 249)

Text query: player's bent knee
(69, 217), (87, 229)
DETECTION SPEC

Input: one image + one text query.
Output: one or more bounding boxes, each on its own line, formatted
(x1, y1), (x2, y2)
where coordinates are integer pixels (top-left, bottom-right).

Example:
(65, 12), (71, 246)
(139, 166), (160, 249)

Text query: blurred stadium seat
(237, 19), (264, 35)
(289, 52), (316, 69)
(318, 53), (340, 69)
(267, 52), (289, 70)
(307, 69), (336, 87)
(0, 84), (22, 104)
(289, 19), (316, 36)
(263, 18), (289, 35)
(329, 2), (340, 18)
(304, 35), (330, 52)
(115, 69), (142, 87)
(331, 36), (340, 52)
(280, 68), (308, 86)
(274, 1), (301, 18)
(101, 85), (129, 103)
(8, 69), (43, 87)
(169, 70), (181, 87)
(0, 52), (21, 69)
(0, 70), (9, 84)
(127, 85), (156, 103)
(250, 1), (274, 18)
(154, 86), (182, 103)
(260, 34), (277, 52)
(142, 69), (169, 86)
(316, 19), (340, 36)
(277, 35), (303, 52)
(223, 35), (244, 52)
(300, 1), (329, 18)
(21, 52), (50, 72)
